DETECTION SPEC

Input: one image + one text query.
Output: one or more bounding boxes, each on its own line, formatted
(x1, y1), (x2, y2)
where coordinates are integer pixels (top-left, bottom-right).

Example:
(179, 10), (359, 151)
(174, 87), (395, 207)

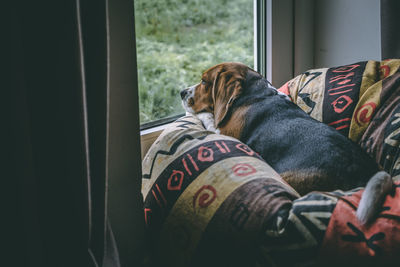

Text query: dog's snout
(180, 89), (188, 99)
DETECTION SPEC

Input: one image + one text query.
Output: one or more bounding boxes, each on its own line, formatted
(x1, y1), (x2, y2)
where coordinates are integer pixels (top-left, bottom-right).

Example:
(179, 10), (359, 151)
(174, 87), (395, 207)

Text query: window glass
(134, 0), (254, 123)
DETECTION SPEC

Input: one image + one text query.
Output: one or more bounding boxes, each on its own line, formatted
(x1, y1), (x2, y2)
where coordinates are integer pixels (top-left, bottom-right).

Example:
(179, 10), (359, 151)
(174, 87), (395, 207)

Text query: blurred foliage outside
(134, 0), (254, 123)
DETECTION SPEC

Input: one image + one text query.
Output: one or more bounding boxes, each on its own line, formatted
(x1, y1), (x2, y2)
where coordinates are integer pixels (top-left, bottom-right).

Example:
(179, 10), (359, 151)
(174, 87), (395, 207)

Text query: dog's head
(180, 62), (251, 127)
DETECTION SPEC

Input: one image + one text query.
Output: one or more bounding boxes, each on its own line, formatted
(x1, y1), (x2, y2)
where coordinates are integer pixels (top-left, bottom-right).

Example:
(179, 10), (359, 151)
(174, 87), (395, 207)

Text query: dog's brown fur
(218, 105), (249, 140)
(189, 63), (248, 132)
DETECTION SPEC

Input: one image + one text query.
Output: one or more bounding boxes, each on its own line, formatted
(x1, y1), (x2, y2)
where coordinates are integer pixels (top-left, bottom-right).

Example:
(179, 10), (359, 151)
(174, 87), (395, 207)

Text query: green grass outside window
(135, 0), (253, 123)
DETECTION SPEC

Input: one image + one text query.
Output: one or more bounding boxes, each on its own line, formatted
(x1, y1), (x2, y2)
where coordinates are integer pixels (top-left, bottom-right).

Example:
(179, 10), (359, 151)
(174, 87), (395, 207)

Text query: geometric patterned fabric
(142, 114), (400, 266)
(278, 59), (400, 180)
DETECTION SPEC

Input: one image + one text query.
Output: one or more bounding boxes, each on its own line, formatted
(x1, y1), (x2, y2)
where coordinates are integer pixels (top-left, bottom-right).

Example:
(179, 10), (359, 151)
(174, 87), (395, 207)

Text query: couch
(141, 60), (400, 266)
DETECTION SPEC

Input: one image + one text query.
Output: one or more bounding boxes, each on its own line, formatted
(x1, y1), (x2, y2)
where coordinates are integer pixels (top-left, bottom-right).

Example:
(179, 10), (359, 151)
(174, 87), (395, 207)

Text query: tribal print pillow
(141, 115), (299, 266)
(142, 114), (400, 266)
(278, 59), (400, 180)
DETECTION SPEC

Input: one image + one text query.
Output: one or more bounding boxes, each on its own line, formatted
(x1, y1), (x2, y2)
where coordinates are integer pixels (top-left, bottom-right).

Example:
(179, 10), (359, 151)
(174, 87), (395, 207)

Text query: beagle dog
(180, 62), (393, 225)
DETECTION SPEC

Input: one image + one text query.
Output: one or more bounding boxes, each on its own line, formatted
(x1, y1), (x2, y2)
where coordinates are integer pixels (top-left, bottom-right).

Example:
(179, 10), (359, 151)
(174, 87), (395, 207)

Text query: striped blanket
(142, 114), (400, 266)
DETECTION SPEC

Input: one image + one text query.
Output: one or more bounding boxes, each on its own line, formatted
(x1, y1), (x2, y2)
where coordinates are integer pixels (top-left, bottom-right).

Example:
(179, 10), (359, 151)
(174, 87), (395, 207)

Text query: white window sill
(140, 123), (172, 159)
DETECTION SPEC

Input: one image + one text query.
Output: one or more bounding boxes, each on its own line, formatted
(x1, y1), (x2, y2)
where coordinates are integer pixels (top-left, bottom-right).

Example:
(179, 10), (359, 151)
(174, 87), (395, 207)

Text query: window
(134, 0), (254, 127)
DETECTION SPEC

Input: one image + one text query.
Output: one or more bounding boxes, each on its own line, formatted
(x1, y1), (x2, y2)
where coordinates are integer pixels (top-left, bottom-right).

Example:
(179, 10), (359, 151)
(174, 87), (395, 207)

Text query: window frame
(139, 0), (269, 157)
(255, 0), (268, 79)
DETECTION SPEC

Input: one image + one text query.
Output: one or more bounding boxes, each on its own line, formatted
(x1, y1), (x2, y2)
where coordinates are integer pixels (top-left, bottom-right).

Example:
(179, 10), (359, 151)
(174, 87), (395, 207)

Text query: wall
(314, 0), (381, 68)
(270, 0), (294, 86)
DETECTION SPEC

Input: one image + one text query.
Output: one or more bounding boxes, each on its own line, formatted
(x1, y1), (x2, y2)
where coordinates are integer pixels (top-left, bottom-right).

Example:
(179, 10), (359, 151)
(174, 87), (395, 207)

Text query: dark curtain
(7, 0), (126, 266)
(381, 0), (400, 59)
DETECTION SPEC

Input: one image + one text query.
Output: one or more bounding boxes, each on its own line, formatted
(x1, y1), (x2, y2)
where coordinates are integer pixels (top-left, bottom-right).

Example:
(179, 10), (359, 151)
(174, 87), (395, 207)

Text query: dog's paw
(197, 112), (217, 132)
(356, 171), (392, 225)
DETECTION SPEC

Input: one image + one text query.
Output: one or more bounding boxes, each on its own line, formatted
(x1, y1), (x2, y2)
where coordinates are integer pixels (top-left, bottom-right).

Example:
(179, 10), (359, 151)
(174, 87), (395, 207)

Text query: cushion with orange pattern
(278, 59), (400, 181)
(141, 114), (400, 267)
(141, 114), (300, 266)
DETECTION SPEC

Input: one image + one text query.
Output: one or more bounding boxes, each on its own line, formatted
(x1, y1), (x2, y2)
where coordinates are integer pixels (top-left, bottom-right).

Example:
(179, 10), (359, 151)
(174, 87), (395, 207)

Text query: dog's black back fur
(234, 70), (379, 191)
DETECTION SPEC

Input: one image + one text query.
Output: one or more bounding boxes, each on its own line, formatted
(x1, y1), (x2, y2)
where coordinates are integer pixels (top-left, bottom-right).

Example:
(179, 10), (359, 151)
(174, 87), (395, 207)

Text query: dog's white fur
(181, 83), (220, 133)
(196, 112), (220, 133)
(181, 83), (393, 225)
(181, 83), (197, 114)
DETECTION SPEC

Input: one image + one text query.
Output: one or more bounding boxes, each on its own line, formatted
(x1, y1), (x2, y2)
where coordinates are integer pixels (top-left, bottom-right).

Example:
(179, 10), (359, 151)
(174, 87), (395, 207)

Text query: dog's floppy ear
(212, 69), (245, 127)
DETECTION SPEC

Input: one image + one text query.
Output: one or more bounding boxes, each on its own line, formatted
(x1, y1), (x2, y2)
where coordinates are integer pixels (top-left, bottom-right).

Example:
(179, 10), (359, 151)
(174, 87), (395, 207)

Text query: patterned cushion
(278, 59), (400, 180)
(142, 115), (299, 266)
(320, 186), (400, 266)
(142, 114), (400, 266)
